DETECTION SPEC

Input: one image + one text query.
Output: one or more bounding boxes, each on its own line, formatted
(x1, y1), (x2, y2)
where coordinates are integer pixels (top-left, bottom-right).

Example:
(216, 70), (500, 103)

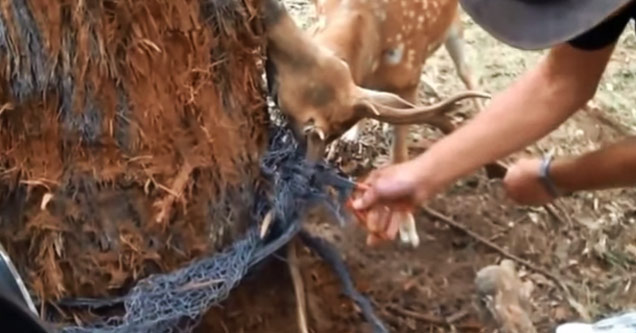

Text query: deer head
(261, 0), (490, 161)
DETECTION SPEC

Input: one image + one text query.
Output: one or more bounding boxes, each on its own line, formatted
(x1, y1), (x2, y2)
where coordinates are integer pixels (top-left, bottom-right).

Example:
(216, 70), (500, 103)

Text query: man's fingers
(384, 215), (400, 240)
(365, 206), (390, 232)
(352, 186), (377, 210)
(366, 233), (384, 247)
(365, 208), (381, 232)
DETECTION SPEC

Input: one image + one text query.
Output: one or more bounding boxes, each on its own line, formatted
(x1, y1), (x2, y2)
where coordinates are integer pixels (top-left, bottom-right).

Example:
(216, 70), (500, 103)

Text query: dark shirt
(568, 2), (636, 50)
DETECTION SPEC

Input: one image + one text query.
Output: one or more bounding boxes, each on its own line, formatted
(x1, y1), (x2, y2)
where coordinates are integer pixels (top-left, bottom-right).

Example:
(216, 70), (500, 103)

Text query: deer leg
(444, 19), (484, 112)
(442, 21), (509, 179)
(391, 87), (420, 248)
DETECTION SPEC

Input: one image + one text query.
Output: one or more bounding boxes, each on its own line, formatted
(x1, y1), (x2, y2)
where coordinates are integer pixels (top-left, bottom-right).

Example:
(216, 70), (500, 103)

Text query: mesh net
(58, 232), (259, 333)
(54, 119), (360, 333)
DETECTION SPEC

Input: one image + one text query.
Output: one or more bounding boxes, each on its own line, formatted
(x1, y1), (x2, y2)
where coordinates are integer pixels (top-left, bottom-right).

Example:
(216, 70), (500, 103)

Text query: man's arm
(412, 42), (617, 196)
(551, 137), (636, 193)
(503, 137), (636, 206)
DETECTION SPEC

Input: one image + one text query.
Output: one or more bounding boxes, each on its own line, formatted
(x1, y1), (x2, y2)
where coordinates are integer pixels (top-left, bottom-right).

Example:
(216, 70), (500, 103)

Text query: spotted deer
(261, 0), (491, 248)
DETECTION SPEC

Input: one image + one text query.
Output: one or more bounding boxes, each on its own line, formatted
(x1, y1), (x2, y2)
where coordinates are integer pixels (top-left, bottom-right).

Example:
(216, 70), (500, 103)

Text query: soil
(202, 2), (636, 332)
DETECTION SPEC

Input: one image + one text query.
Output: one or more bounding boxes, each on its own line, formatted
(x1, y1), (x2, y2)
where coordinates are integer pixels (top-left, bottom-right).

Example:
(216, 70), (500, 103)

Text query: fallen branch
(422, 207), (591, 321)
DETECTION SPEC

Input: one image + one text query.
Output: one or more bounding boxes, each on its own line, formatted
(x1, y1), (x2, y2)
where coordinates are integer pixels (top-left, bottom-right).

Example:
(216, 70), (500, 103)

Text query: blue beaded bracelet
(539, 154), (561, 198)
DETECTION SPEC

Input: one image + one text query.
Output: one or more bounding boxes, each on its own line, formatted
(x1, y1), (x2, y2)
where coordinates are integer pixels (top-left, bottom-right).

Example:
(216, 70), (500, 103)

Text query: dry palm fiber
(0, 0), (390, 331)
(0, 0), (266, 309)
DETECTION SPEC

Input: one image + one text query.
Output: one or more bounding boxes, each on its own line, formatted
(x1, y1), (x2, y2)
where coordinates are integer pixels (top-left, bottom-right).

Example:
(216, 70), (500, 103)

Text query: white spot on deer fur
(418, 16), (424, 22)
(385, 43), (404, 65)
(396, 33), (403, 41)
(406, 48), (416, 68)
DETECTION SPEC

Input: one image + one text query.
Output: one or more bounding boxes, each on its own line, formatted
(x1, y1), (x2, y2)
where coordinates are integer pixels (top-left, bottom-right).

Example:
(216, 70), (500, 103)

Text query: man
(352, 0), (636, 245)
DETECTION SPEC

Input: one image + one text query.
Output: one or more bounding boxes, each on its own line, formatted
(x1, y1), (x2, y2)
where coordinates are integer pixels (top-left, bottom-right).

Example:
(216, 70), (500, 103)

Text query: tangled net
(58, 233), (259, 333)
(54, 119), (387, 333)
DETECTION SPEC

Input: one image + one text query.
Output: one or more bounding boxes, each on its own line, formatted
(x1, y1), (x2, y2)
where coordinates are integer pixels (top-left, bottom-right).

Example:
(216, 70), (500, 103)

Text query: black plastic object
(0, 292), (50, 333)
(0, 243), (50, 333)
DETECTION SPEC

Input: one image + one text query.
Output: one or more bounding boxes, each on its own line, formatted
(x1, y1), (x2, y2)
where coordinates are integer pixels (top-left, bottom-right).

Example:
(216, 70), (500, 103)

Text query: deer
(308, 0), (483, 144)
(259, 1), (493, 331)
(262, 0), (494, 250)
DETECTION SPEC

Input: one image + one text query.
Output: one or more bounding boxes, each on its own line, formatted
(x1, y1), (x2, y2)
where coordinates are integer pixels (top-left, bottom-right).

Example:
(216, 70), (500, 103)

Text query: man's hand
(352, 160), (429, 209)
(503, 157), (556, 206)
(351, 159), (432, 245)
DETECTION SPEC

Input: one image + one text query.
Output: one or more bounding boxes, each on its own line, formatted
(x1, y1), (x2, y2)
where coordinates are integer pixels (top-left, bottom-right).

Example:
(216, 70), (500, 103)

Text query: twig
(287, 239), (310, 333)
(543, 204), (563, 226)
(177, 279), (224, 292)
(423, 206), (591, 321)
(153, 161), (194, 225)
(0, 167), (17, 177)
(544, 202), (572, 227)
(0, 102), (13, 116)
(446, 309), (470, 324)
(386, 304), (481, 330)
(388, 304), (444, 324)
(260, 209), (274, 239)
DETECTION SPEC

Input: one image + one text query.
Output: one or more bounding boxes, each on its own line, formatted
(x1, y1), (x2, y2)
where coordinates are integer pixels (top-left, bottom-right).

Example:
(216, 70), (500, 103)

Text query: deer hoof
(397, 212), (420, 248)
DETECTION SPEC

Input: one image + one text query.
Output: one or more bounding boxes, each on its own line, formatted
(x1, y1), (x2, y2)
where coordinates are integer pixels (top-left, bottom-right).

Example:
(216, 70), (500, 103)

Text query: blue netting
(53, 120), (379, 333)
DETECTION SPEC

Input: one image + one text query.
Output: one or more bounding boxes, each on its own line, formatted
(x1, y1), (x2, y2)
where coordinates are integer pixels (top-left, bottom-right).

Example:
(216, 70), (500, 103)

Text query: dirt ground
(203, 3), (636, 332)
